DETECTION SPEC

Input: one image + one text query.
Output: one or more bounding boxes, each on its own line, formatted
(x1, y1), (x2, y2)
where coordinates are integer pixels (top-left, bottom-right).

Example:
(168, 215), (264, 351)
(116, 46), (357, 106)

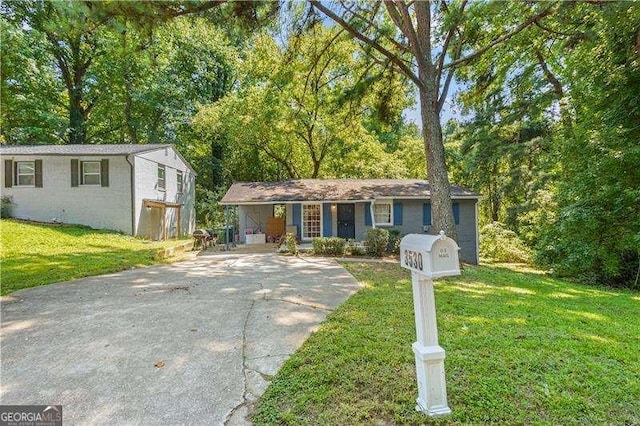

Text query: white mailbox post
(400, 230), (460, 417)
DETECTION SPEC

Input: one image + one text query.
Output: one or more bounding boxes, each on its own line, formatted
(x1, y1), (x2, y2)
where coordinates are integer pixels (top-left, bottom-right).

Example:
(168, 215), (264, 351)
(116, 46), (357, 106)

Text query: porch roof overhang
(220, 179), (480, 205)
(143, 199), (182, 209)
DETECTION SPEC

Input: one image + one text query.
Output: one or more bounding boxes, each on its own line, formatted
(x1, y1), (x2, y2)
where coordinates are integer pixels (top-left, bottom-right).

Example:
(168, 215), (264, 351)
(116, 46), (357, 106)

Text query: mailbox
(400, 231), (461, 278)
(400, 231), (460, 417)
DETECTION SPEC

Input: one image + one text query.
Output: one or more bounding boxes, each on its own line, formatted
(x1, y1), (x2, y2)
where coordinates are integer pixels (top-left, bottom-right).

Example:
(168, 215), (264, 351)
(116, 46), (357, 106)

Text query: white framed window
(177, 170), (183, 193)
(16, 161), (35, 186)
(157, 165), (166, 190)
(81, 161), (101, 185)
(302, 204), (322, 240)
(373, 201), (393, 226)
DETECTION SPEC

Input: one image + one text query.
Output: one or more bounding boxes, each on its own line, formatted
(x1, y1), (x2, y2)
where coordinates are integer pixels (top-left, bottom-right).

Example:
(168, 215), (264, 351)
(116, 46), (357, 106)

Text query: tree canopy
(1, 0), (638, 287)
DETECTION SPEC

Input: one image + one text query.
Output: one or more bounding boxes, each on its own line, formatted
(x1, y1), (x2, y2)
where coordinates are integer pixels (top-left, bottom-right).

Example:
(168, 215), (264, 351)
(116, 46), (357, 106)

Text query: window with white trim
(177, 170), (183, 193)
(302, 204), (321, 240)
(373, 201), (393, 226)
(81, 161), (101, 185)
(157, 165), (166, 190)
(16, 161), (35, 186)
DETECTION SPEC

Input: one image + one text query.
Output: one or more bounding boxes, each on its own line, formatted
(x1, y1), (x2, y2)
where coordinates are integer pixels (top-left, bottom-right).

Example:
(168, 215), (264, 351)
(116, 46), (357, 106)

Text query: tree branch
(435, 0), (467, 87)
(388, 1), (424, 66)
(310, 1), (423, 89)
(340, 1), (411, 55)
(445, 5), (554, 69)
(438, 69), (454, 113)
(534, 49), (563, 97)
(533, 20), (582, 37)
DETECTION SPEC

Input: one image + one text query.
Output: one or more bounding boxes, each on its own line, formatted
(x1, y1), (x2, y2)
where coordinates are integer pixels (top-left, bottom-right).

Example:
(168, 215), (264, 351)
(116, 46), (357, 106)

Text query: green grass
(0, 219), (190, 295)
(252, 262), (640, 425)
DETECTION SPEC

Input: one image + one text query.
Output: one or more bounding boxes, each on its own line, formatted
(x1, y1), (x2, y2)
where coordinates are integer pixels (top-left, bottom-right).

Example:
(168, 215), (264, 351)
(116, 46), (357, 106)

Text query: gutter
(219, 196), (481, 206)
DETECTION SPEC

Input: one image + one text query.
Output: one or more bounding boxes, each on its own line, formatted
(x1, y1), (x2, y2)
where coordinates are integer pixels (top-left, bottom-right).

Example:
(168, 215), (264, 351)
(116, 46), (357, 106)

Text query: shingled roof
(0, 144), (172, 156)
(220, 179), (479, 204)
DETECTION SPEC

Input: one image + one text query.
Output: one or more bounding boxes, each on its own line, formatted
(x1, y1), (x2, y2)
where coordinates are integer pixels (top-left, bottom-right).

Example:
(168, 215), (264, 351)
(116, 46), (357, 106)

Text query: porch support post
(225, 205), (230, 251)
(177, 206), (182, 238)
(162, 206), (167, 241)
(370, 200), (376, 229)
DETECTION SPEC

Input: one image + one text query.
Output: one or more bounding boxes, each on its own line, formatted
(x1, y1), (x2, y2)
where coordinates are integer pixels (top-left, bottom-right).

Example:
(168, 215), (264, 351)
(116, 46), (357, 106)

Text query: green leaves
(194, 24), (423, 182)
(451, 1), (640, 287)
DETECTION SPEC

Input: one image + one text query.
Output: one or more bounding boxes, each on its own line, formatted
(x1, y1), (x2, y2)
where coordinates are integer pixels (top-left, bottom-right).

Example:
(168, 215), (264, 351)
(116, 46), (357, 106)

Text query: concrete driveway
(0, 252), (361, 424)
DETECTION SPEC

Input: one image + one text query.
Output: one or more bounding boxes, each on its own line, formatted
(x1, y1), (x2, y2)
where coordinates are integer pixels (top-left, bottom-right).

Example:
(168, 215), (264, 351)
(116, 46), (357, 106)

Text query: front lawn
(252, 262), (640, 424)
(0, 219), (190, 295)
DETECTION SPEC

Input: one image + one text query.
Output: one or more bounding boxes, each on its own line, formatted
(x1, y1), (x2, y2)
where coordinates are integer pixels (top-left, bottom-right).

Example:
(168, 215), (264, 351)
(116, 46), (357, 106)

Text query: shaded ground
(252, 262), (640, 425)
(0, 252), (361, 424)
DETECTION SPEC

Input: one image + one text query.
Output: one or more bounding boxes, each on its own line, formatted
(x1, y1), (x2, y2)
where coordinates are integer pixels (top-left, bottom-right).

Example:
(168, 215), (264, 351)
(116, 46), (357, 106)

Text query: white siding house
(0, 144), (196, 239)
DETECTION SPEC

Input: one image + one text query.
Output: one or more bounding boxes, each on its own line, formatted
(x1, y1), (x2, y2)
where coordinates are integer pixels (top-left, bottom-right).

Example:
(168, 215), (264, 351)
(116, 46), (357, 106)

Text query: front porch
(229, 201), (373, 245)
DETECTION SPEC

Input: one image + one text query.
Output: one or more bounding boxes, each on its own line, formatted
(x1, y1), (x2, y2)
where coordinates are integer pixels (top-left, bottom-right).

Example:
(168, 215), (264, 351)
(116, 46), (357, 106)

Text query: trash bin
(214, 226), (235, 244)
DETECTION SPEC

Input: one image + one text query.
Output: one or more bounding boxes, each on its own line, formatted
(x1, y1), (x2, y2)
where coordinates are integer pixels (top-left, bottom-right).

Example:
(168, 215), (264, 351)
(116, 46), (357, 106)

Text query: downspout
(126, 154), (136, 236)
(369, 199), (376, 229)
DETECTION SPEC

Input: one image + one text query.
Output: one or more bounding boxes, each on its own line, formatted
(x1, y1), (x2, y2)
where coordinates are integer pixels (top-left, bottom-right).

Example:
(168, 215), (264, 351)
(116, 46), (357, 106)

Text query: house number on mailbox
(438, 248), (449, 258)
(404, 249), (423, 271)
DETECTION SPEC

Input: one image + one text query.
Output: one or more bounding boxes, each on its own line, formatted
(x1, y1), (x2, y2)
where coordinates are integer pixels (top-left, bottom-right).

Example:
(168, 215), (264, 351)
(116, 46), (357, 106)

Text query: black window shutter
(4, 160), (12, 188)
(71, 159), (79, 187)
(101, 159), (109, 187)
(34, 159), (43, 188)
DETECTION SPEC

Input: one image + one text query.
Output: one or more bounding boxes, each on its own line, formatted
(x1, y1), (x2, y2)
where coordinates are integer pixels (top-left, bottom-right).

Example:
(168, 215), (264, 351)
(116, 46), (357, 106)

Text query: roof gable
(220, 179), (479, 204)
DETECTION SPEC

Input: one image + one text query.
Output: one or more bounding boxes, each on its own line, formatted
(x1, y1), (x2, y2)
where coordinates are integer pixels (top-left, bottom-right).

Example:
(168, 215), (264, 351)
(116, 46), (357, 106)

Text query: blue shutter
(423, 203), (432, 225)
(393, 202), (403, 226)
(453, 203), (460, 225)
(364, 202), (372, 226)
(292, 204), (302, 240)
(323, 203), (332, 237)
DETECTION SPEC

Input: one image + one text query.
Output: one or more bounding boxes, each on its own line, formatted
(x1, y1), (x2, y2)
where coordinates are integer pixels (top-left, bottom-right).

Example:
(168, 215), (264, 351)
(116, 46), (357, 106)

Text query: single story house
(1, 144), (196, 240)
(220, 179), (480, 264)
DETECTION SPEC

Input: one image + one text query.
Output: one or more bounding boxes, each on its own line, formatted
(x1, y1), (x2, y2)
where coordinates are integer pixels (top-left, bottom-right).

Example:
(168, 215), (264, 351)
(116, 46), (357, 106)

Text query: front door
(337, 203), (355, 239)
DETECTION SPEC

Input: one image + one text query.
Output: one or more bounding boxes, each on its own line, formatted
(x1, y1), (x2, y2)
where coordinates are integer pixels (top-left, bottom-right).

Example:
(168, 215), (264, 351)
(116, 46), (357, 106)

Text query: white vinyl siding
(16, 161), (35, 186)
(81, 161), (101, 185)
(302, 204), (321, 240)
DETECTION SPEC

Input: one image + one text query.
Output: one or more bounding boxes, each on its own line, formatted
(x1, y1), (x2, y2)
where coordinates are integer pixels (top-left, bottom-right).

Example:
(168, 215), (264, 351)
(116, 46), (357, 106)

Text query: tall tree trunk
(124, 78), (139, 144)
(211, 139), (224, 187)
(490, 163), (500, 222)
(67, 37), (89, 145)
(68, 87), (86, 145)
(418, 66), (456, 239)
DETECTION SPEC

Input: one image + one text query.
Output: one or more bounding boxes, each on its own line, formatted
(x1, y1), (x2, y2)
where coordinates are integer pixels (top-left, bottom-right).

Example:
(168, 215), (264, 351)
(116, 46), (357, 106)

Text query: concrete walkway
(0, 253), (361, 425)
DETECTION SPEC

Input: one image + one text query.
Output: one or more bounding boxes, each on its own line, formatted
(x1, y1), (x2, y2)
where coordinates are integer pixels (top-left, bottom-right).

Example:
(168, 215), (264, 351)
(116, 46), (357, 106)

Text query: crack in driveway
(1, 254), (362, 425)
(223, 298), (256, 425)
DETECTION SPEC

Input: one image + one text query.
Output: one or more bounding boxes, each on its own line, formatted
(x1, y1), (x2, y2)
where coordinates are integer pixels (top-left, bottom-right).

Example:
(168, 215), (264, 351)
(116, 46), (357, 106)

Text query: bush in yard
(365, 228), (389, 257)
(480, 221), (532, 263)
(387, 228), (402, 254)
(1, 196), (13, 218)
(312, 237), (346, 256)
(283, 232), (298, 255)
(345, 239), (366, 256)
